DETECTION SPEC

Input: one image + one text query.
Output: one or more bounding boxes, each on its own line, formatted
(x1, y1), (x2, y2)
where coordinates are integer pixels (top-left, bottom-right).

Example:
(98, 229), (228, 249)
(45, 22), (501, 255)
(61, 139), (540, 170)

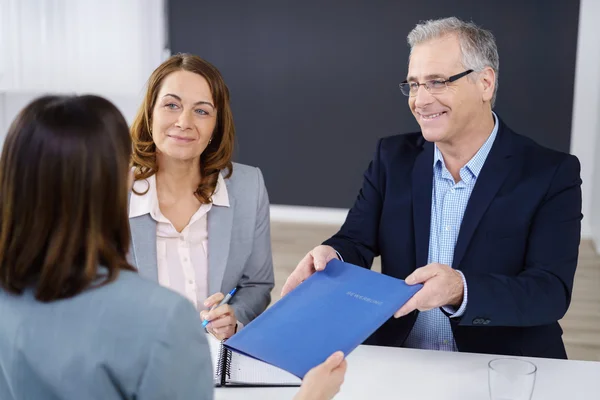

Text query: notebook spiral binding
(215, 341), (226, 378)
(216, 340), (233, 386)
(224, 345), (233, 380)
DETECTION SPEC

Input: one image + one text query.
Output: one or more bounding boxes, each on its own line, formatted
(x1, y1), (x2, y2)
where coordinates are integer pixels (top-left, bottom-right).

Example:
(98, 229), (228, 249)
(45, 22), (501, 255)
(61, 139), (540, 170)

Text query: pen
(202, 287), (237, 328)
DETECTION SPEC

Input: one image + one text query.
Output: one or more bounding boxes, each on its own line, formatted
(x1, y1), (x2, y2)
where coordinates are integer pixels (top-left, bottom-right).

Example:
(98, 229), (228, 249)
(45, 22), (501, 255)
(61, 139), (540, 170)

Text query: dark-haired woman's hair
(0, 95), (135, 302)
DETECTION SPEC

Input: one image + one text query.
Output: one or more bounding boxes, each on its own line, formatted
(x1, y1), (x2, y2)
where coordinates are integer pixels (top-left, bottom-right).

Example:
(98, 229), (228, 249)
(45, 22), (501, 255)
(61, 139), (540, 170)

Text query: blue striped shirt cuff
(442, 270), (468, 318)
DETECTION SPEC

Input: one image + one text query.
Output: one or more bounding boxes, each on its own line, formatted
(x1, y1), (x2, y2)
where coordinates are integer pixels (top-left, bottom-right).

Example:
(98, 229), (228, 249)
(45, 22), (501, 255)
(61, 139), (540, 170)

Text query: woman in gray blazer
(128, 53), (274, 340)
(0, 95), (214, 399)
(0, 95), (346, 400)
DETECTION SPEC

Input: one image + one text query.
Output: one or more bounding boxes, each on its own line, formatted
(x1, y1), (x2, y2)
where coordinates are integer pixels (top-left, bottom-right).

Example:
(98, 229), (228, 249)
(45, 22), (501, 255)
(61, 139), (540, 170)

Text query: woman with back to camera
(128, 53), (273, 340)
(0, 95), (346, 400)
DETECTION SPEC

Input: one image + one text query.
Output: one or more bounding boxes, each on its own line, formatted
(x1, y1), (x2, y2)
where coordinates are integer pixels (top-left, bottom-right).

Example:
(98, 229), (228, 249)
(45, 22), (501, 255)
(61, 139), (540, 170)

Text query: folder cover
(224, 259), (422, 378)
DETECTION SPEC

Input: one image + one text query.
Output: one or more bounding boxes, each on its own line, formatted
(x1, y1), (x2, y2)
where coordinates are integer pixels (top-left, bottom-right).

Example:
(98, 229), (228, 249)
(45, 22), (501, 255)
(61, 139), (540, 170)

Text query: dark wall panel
(167, 0), (580, 208)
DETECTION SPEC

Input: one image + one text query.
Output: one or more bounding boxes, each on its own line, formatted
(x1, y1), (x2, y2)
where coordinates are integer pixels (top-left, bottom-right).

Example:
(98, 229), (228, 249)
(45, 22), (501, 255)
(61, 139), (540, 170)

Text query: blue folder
(224, 259), (423, 378)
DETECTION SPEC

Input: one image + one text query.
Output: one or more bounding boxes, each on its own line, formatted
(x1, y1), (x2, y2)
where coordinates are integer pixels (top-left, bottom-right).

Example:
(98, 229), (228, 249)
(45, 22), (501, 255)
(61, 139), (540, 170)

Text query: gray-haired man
(282, 17), (582, 359)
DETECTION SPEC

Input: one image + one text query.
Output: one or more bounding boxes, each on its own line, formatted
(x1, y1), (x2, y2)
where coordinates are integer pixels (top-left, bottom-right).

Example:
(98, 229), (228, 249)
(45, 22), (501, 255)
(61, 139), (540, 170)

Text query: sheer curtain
(0, 0), (166, 95)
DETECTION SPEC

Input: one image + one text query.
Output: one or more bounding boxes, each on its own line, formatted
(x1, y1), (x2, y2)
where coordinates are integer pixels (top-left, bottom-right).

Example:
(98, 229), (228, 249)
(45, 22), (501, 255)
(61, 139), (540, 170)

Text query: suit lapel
(411, 139), (434, 269)
(208, 185), (235, 296)
(129, 214), (159, 282)
(452, 125), (515, 269)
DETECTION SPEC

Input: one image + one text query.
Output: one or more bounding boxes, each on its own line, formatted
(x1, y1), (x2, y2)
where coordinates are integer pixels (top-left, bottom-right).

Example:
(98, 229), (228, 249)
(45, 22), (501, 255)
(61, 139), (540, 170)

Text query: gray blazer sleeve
(137, 298), (214, 400)
(230, 167), (275, 325)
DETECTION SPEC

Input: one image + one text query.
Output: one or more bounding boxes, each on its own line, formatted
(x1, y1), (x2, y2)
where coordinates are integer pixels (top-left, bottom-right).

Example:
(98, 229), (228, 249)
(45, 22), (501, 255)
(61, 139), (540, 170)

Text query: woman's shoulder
(228, 162), (262, 178)
(224, 162), (266, 192)
(88, 270), (198, 327)
(1, 269), (200, 351)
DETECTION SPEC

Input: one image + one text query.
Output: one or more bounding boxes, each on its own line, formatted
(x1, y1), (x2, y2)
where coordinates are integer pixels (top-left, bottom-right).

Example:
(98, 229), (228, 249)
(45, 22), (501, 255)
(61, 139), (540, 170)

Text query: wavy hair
(130, 53), (235, 203)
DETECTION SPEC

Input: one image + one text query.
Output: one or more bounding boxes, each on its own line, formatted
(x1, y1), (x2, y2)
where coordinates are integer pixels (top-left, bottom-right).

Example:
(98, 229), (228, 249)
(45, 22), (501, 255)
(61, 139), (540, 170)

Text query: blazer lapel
(411, 139), (434, 269)
(452, 126), (515, 269)
(129, 214), (159, 282)
(207, 191), (235, 296)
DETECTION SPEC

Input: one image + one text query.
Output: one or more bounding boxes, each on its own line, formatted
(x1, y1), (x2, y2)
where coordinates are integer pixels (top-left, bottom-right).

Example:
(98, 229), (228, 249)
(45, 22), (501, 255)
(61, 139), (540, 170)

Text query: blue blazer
(0, 270), (214, 400)
(324, 117), (582, 359)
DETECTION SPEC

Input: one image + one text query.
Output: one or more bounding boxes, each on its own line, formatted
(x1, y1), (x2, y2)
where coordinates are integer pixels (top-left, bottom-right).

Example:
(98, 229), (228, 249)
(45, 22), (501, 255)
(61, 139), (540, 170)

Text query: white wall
(578, 0), (600, 254)
(0, 0), (167, 138)
(593, 124), (600, 253)
(571, 0), (600, 245)
(0, 0), (167, 94)
(0, 92), (143, 133)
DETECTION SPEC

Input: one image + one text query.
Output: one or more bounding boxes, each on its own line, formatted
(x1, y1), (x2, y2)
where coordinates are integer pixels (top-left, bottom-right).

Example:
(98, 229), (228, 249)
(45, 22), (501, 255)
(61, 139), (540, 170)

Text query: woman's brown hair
(131, 53), (235, 203)
(0, 95), (135, 302)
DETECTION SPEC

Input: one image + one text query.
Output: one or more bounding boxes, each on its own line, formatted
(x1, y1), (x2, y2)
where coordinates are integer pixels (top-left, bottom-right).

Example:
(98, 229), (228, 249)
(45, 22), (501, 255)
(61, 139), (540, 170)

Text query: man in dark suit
(281, 16), (582, 359)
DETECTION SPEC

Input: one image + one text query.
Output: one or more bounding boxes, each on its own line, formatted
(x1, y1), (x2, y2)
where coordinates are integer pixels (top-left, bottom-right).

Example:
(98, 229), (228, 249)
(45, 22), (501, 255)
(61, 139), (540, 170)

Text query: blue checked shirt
(403, 113), (499, 351)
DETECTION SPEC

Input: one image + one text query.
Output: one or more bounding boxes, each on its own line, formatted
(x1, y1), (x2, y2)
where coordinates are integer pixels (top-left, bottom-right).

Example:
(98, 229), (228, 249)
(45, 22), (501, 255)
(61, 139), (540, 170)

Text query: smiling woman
(128, 53), (275, 341)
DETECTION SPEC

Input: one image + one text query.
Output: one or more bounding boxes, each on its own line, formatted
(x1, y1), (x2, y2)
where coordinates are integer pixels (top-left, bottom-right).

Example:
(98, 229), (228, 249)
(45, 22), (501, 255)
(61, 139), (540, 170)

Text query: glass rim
(398, 82), (449, 97)
(488, 357), (537, 375)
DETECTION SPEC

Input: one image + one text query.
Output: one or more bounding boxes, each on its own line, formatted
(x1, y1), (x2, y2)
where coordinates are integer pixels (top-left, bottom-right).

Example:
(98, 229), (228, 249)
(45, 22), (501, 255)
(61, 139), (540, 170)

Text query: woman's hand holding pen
(200, 291), (238, 340)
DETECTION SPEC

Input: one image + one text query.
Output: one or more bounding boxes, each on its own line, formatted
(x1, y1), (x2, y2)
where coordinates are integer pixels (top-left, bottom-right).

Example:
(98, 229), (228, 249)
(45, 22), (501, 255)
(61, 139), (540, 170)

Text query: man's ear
(479, 67), (496, 103)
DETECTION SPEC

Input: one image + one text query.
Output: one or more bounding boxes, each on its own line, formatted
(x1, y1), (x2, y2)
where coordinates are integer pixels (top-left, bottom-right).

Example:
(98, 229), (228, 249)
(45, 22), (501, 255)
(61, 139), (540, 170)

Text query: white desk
(215, 344), (600, 400)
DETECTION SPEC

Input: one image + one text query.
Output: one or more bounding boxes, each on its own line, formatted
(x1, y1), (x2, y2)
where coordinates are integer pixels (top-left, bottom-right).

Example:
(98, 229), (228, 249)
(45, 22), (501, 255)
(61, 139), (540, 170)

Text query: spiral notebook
(207, 333), (301, 387)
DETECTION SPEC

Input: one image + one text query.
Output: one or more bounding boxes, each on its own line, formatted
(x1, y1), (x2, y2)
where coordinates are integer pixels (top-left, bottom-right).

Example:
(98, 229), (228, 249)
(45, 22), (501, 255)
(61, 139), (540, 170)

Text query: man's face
(407, 34), (490, 144)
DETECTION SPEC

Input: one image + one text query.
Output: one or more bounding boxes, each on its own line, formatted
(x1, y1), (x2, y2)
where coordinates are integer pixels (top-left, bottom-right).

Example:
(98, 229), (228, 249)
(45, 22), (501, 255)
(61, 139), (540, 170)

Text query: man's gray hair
(407, 17), (499, 107)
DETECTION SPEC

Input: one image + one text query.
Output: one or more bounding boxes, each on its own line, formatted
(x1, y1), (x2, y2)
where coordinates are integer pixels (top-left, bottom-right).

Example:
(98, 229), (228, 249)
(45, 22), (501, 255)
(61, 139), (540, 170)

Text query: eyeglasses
(399, 70), (473, 97)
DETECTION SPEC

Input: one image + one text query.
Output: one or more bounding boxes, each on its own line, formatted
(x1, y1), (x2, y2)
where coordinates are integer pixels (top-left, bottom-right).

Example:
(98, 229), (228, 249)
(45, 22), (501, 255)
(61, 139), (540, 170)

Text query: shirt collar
(129, 174), (157, 219)
(129, 171), (230, 219)
(433, 111), (499, 180)
(212, 173), (230, 207)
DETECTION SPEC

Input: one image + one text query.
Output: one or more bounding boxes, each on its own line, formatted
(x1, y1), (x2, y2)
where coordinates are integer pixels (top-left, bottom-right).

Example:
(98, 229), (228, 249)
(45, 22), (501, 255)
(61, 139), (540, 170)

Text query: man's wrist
(450, 270), (465, 306)
(443, 270), (468, 318)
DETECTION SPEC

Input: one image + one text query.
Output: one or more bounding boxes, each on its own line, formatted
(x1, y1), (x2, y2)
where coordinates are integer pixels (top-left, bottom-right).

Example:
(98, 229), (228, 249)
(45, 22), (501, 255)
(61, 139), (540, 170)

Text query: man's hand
(281, 245), (339, 297)
(394, 263), (464, 318)
(201, 292), (238, 340)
